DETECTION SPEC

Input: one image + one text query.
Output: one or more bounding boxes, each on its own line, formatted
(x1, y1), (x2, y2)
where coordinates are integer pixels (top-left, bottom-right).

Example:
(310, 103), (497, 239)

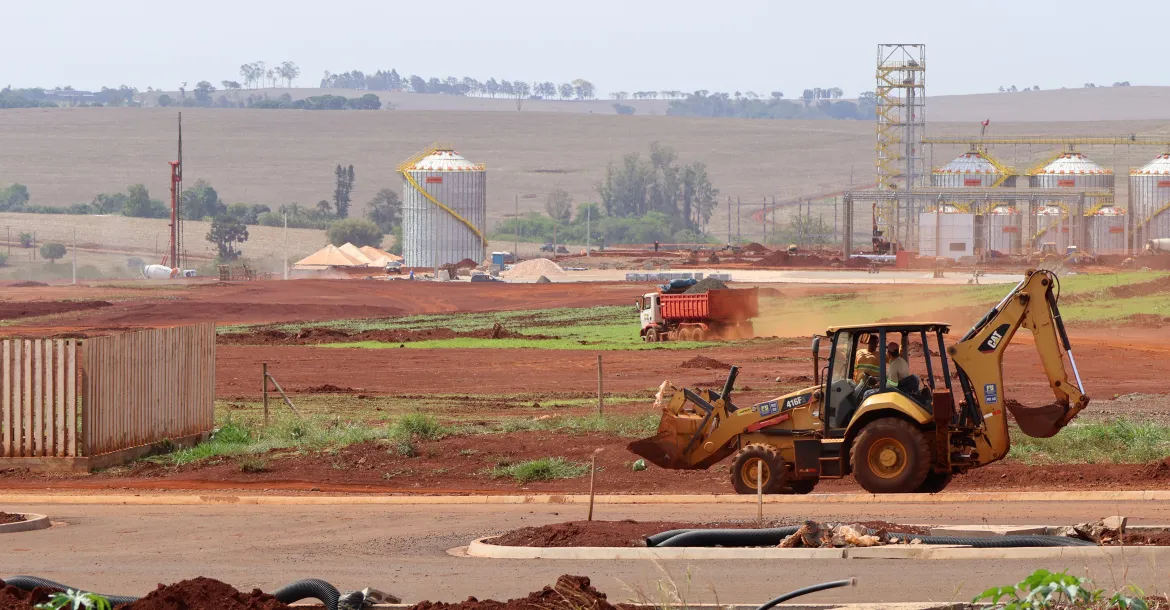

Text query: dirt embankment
(0, 577), (290, 610)
(412, 575), (615, 610)
(218, 325), (555, 346)
(0, 300), (111, 322)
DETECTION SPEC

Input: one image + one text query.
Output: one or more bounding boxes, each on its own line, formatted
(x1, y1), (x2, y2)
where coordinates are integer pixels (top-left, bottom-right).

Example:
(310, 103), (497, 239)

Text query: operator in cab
(854, 335), (880, 383)
(886, 341), (921, 394)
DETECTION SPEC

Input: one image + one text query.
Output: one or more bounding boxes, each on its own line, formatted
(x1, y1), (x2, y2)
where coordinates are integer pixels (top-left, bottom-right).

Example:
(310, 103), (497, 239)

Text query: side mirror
(811, 336), (822, 385)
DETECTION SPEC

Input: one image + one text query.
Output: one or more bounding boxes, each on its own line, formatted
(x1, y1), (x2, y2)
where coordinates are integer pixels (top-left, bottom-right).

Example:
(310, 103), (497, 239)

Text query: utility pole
(513, 194), (518, 256)
(834, 198), (838, 241)
(726, 197), (731, 245)
(586, 205), (591, 258)
(71, 228), (77, 285)
(282, 211), (288, 280)
(736, 197), (741, 244)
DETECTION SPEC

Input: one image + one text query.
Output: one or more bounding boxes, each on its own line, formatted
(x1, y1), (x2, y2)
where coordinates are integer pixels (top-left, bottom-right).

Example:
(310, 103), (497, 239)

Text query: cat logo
(978, 323), (1010, 353)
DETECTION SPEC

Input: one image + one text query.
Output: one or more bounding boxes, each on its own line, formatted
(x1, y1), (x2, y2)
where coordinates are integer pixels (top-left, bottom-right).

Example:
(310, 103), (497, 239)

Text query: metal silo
(1028, 152), (1114, 251)
(931, 150), (1009, 188)
(986, 205), (1022, 255)
(1130, 153), (1170, 243)
(1085, 206), (1126, 255)
(399, 145), (487, 268)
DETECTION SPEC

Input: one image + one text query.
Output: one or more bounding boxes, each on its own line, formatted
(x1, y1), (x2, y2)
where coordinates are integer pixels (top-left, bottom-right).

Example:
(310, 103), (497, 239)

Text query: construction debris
(1054, 516), (1128, 543)
(778, 520), (920, 548)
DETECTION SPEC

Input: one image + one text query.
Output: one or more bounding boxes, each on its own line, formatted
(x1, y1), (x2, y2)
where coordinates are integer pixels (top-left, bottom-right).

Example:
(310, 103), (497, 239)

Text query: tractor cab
(813, 323), (956, 434)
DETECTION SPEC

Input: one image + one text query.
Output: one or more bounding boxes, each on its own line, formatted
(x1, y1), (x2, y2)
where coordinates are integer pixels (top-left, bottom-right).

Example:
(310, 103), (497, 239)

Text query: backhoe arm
(948, 270), (1089, 465)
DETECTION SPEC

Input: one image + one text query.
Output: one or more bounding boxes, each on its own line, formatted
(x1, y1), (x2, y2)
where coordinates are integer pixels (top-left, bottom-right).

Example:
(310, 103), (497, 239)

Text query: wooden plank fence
(81, 323), (215, 457)
(0, 323), (215, 470)
(1, 339), (79, 458)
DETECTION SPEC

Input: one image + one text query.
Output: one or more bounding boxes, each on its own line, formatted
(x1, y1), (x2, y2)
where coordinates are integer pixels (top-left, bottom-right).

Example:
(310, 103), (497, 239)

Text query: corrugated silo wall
(1086, 216), (1126, 254)
(1131, 173), (1170, 243)
(402, 170), (487, 268)
(1029, 172), (1115, 251)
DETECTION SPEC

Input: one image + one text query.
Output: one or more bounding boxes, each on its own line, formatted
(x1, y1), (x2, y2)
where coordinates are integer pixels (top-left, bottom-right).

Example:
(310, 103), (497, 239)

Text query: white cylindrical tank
(1034, 205), (1070, 252)
(1085, 206), (1126, 255)
(1130, 153), (1170, 244)
(401, 147), (487, 269)
(918, 211), (974, 260)
(986, 205), (1022, 254)
(143, 264), (177, 279)
(1146, 238), (1170, 253)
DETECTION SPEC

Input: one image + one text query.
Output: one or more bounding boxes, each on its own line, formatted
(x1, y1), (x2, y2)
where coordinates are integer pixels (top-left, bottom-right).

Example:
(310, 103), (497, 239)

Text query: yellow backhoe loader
(629, 269), (1088, 494)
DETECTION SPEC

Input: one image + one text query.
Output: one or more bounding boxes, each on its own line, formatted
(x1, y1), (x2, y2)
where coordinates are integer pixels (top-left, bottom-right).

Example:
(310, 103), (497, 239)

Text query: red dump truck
(637, 287), (759, 342)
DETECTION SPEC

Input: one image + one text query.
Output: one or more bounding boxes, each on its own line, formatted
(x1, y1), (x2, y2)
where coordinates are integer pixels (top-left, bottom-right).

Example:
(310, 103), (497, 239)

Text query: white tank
(143, 264), (177, 279)
(1130, 153), (1170, 243)
(1085, 206), (1126, 255)
(986, 205), (1022, 254)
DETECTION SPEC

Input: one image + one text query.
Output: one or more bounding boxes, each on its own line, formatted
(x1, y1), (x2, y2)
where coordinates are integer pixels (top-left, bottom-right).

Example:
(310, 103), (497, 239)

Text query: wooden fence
(1, 339), (80, 458)
(0, 323), (215, 470)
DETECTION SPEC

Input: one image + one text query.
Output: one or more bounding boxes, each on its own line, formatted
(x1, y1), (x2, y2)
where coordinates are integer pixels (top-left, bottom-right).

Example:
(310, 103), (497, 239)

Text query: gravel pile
(503, 258), (566, 279)
(684, 277), (729, 293)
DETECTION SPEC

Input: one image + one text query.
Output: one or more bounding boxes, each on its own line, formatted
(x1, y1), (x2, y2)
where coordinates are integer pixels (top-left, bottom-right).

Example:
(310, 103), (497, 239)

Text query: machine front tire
(915, 470), (953, 494)
(645, 328), (659, 343)
(731, 444), (787, 494)
(850, 418), (931, 494)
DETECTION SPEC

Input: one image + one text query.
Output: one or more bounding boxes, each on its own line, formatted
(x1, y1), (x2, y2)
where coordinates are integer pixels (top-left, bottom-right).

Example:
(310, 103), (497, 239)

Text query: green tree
(332, 164), (355, 218)
(680, 162), (718, 229)
(157, 94), (172, 107)
(366, 188), (402, 233)
(122, 184), (168, 218)
(40, 242), (66, 263)
(327, 218), (383, 247)
(221, 80), (242, 90)
(545, 188), (573, 222)
(0, 183), (30, 211)
(18, 232), (33, 248)
(181, 180), (227, 220)
(277, 61), (301, 87)
(0, 252), (8, 267)
(206, 215), (249, 262)
(193, 81), (216, 106)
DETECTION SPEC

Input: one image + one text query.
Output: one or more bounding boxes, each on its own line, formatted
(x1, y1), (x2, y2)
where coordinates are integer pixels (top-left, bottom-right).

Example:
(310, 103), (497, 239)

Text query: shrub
(490, 457), (590, 483)
(327, 218), (383, 248)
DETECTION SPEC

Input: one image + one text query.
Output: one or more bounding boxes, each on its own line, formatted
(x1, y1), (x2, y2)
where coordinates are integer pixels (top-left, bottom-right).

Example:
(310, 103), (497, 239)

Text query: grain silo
(1084, 205), (1126, 255)
(919, 204), (975, 260)
(1028, 152), (1114, 252)
(1130, 153), (1170, 244)
(931, 150), (1012, 188)
(399, 146), (487, 268)
(985, 204), (1023, 255)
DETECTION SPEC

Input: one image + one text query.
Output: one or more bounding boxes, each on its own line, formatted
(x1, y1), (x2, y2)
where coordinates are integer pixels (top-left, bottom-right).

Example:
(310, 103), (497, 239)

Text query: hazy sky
(5, 0), (1167, 97)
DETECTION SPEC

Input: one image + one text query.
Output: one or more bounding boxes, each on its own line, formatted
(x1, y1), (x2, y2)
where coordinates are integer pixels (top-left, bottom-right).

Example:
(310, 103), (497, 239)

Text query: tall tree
(278, 61), (301, 87)
(558, 83), (573, 100)
(366, 188), (402, 232)
(333, 164), (355, 218)
(545, 187), (573, 221)
(206, 215), (249, 261)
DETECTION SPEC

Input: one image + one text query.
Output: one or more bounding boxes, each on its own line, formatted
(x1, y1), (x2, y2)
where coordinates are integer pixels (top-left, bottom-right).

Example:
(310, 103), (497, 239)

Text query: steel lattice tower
(876, 44), (926, 247)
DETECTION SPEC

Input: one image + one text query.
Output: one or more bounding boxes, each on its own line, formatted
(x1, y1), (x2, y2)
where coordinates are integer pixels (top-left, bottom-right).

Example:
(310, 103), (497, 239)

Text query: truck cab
(638, 293), (663, 334)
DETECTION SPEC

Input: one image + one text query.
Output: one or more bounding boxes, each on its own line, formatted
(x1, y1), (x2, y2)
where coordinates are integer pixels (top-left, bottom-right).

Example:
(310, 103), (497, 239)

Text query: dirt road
(3, 499), (1168, 604)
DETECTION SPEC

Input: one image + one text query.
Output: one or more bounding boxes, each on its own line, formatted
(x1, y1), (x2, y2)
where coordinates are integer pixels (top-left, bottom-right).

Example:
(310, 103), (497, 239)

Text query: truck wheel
(693, 327), (707, 342)
(850, 419), (931, 494)
(645, 328), (659, 343)
(731, 444), (787, 494)
(915, 471), (953, 494)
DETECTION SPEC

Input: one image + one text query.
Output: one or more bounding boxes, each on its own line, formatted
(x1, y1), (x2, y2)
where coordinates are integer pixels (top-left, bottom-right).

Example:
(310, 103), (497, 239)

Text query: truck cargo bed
(659, 288), (758, 322)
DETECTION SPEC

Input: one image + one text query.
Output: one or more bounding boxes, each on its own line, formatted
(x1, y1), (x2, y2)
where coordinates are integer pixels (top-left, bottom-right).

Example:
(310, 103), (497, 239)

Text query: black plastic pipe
(2, 576), (139, 607)
(3, 576), (342, 610)
(756, 578), (856, 610)
(644, 528), (696, 546)
(649, 527), (1097, 548)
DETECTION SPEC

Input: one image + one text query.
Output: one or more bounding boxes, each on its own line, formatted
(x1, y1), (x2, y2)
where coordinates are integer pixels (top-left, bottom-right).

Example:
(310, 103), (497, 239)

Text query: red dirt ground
(411, 575), (615, 610)
(0, 577), (290, 610)
(0, 300), (110, 322)
(3, 432), (1169, 495)
(0, 280), (647, 335)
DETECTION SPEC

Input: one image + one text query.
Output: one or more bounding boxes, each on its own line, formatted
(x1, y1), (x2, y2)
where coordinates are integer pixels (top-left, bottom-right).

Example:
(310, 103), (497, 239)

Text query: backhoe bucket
(1006, 400), (1069, 439)
(627, 408), (709, 469)
(627, 431), (680, 469)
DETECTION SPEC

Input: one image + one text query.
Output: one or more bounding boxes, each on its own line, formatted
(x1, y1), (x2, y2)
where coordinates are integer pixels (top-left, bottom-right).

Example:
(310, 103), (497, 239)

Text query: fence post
(596, 354), (604, 416)
(587, 454), (597, 521)
(262, 362), (269, 426)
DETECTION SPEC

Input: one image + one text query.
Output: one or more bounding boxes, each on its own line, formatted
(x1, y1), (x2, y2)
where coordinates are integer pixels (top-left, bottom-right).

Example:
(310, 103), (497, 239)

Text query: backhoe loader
(628, 269), (1089, 494)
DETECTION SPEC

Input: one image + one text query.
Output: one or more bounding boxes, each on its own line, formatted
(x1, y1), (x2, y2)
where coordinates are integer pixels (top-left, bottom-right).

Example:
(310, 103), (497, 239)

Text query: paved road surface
(3, 499), (1168, 604)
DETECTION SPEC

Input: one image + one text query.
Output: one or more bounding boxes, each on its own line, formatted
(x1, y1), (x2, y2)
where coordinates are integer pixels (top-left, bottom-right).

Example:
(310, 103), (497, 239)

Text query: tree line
(319, 70), (600, 100)
(666, 90), (876, 120)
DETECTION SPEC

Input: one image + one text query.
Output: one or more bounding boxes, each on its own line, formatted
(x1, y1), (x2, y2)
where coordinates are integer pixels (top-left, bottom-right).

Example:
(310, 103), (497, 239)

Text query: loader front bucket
(627, 408), (710, 469)
(1006, 400), (1069, 439)
(627, 431), (680, 469)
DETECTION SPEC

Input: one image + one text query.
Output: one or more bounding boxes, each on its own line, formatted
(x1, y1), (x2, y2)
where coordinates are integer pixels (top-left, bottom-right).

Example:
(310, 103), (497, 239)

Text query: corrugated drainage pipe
(3, 576), (342, 610)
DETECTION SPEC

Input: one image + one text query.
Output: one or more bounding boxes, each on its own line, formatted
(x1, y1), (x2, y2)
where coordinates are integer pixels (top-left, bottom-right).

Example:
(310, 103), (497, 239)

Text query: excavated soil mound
(0, 579), (55, 609)
(298, 384), (358, 393)
(411, 575), (614, 610)
(503, 259), (566, 279)
(683, 278), (728, 293)
(123, 578), (290, 610)
(680, 355), (731, 370)
(0, 300), (111, 321)
(488, 520), (929, 548)
(1109, 275), (1170, 298)
(8, 281), (48, 288)
(0, 511), (26, 524)
(218, 326), (554, 346)
(742, 242), (767, 254)
(454, 258), (479, 269)
(753, 251), (790, 266)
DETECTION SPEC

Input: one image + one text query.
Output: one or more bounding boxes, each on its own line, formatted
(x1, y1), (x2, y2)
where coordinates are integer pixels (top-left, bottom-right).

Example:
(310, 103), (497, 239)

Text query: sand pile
(125, 578), (290, 610)
(503, 259), (565, 279)
(681, 355), (731, 370)
(684, 278), (728, 293)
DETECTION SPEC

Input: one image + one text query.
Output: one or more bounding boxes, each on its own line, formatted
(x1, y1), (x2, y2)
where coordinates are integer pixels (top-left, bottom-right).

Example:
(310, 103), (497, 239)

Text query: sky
(4, 0), (1168, 97)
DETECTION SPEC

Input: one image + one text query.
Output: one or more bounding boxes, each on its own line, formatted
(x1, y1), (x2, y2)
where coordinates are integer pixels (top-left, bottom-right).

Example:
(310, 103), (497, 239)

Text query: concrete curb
(0, 513), (50, 534)
(465, 538), (1170, 561)
(2, 490), (1170, 505)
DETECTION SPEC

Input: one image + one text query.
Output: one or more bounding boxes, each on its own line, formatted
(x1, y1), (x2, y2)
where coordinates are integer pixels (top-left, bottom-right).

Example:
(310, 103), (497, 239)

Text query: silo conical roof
(933, 152), (1000, 175)
(404, 149), (484, 172)
(1037, 152), (1111, 175)
(1131, 153), (1170, 176)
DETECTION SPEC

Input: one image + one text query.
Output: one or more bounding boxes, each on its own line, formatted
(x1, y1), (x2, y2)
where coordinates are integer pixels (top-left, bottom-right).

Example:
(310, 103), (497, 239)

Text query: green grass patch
(490, 413), (660, 438)
(1008, 418), (1170, 465)
(390, 412), (449, 440)
(490, 457), (591, 483)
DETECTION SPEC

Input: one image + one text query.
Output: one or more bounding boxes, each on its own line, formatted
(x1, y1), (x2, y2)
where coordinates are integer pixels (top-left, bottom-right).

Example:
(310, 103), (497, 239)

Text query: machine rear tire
(915, 470), (953, 494)
(850, 418), (931, 494)
(731, 444), (787, 494)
